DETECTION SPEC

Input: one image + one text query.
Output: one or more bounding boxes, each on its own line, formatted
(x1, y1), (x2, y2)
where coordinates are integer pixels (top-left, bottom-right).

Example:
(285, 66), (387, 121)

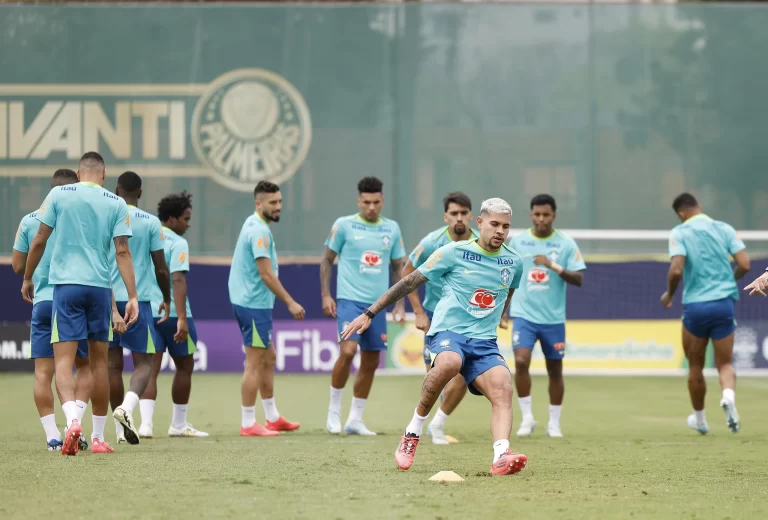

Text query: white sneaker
(427, 422), (449, 445)
(138, 423), (153, 439)
(168, 423), (209, 437)
(546, 423), (564, 438)
(327, 410), (342, 435)
(344, 419), (377, 436)
(687, 413), (709, 435)
(720, 399), (740, 433)
(516, 417), (536, 437)
(112, 406), (140, 445)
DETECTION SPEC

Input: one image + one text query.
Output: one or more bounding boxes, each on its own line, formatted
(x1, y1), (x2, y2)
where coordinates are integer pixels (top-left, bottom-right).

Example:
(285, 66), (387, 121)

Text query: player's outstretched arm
(732, 249), (751, 281)
(257, 257), (305, 320)
(21, 223), (53, 303)
(341, 270), (428, 339)
(745, 269), (768, 297)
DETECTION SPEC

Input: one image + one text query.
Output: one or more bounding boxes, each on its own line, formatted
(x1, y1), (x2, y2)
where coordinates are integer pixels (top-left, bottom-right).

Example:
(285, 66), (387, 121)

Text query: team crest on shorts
(440, 339), (451, 348)
(191, 69), (312, 192)
(499, 268), (511, 287)
(512, 330), (520, 346)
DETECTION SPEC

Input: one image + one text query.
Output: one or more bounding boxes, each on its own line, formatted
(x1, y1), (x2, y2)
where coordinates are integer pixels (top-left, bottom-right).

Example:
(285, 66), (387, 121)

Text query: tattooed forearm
(320, 247), (336, 298)
(370, 270), (428, 315)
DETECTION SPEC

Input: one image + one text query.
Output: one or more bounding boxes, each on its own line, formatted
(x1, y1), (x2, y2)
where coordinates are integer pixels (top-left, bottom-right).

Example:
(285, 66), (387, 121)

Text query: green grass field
(1, 373), (767, 519)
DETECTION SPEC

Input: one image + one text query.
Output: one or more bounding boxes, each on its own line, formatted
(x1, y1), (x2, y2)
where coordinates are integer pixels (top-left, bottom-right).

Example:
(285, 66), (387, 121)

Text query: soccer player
(401, 191), (478, 444)
(321, 176), (407, 436)
(139, 191), (207, 438)
(661, 193), (750, 434)
(231, 181), (305, 437)
(12, 169), (92, 451)
(342, 198), (528, 475)
(508, 194), (585, 438)
(108, 172), (172, 445)
(21, 152), (139, 455)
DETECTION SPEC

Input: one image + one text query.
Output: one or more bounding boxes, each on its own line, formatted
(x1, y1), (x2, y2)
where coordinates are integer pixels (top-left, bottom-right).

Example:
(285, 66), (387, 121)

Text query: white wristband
(551, 262), (564, 275)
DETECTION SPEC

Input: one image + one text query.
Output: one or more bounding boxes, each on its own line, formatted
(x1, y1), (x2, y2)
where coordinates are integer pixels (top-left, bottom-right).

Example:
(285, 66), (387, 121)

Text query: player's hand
(174, 317), (189, 344)
(414, 311), (431, 332)
(288, 300), (306, 321)
(392, 301), (406, 324)
(21, 278), (34, 304)
(341, 314), (372, 340)
(499, 314), (510, 330)
(157, 301), (171, 324)
(533, 255), (552, 268)
(124, 297), (140, 327)
(322, 296), (337, 318)
(660, 291), (673, 308)
(112, 310), (127, 335)
(744, 272), (768, 297)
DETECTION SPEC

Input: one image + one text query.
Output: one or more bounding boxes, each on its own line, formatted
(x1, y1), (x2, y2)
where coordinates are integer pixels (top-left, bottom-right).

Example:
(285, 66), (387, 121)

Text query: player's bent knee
(434, 351), (462, 374)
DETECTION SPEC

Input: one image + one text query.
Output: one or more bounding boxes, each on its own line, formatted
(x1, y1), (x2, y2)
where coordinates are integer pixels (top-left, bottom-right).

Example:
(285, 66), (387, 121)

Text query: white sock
(405, 409), (429, 437)
(329, 386), (343, 414)
(172, 403), (188, 429)
(92, 415), (107, 442)
(41, 414), (61, 442)
(549, 405), (562, 427)
(518, 396), (533, 421)
(115, 420), (124, 438)
(139, 399), (156, 426)
(62, 401), (79, 428)
(262, 398), (280, 423)
(723, 388), (735, 404)
(75, 400), (88, 423)
(241, 406), (256, 429)
(493, 439), (510, 462)
(348, 397), (367, 423)
(121, 391), (140, 413)
(694, 409), (706, 424)
(431, 408), (448, 428)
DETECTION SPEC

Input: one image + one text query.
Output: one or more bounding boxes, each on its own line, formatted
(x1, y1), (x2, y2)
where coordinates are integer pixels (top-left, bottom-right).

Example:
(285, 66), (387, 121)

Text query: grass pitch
(1, 373), (767, 519)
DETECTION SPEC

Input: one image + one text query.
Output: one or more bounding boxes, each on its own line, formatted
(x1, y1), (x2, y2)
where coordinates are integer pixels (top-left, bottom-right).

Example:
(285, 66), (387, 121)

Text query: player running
(661, 193), (750, 434)
(12, 169), (92, 451)
(139, 191), (208, 438)
(342, 198), (528, 476)
(108, 172), (172, 445)
(401, 191), (478, 445)
(231, 181), (305, 437)
(508, 194), (585, 438)
(321, 176), (407, 436)
(21, 152), (139, 455)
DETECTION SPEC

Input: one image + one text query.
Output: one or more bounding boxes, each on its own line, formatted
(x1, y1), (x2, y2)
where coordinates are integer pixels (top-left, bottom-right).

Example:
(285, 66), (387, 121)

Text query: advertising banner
(3, 317), (768, 375)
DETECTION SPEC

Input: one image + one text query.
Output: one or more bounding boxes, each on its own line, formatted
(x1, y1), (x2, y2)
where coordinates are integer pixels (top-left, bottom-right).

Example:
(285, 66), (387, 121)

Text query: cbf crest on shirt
(325, 214), (406, 304)
(417, 240), (524, 340)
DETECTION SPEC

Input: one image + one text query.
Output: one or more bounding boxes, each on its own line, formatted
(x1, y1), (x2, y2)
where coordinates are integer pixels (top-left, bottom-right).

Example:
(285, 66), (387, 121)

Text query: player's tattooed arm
(320, 247), (337, 299)
(114, 236), (138, 300)
(369, 270), (428, 315)
(663, 255), (685, 303)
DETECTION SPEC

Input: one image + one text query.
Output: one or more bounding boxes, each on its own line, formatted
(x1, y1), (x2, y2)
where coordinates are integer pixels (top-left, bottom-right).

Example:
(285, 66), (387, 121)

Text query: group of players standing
(13, 152), (768, 476)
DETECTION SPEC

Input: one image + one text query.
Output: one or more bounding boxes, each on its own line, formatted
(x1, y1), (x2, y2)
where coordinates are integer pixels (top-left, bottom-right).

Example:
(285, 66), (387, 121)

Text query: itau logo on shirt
(527, 268), (550, 291)
(359, 250), (383, 274)
(467, 289), (498, 317)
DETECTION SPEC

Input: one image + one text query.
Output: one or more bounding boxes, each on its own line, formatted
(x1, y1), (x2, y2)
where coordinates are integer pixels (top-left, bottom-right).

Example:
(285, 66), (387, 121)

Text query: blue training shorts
(336, 299), (387, 351)
(52, 284), (112, 343)
(153, 317), (198, 358)
(427, 330), (509, 396)
(31, 301), (88, 359)
(683, 297), (736, 340)
(232, 304), (273, 348)
(109, 301), (158, 354)
(512, 317), (567, 360)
